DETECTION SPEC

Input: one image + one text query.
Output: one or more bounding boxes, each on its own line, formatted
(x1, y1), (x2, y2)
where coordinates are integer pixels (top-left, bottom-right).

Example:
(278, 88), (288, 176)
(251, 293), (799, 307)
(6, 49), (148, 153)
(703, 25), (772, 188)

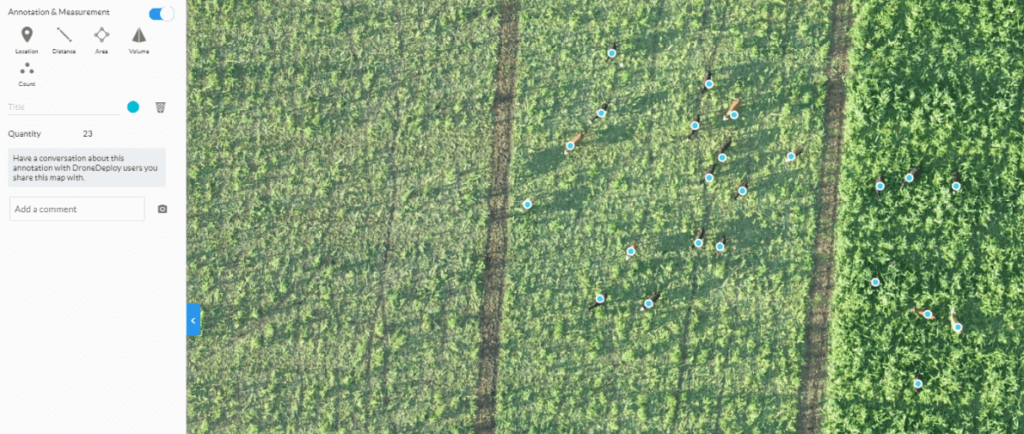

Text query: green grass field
(187, 2), (498, 432)
(825, 0), (1024, 432)
(185, 0), (1023, 433)
(498, 0), (830, 432)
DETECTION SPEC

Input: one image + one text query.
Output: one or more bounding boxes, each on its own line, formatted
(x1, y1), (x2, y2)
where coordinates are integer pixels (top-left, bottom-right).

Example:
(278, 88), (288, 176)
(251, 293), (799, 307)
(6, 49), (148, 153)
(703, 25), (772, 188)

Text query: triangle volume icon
(133, 28), (146, 43)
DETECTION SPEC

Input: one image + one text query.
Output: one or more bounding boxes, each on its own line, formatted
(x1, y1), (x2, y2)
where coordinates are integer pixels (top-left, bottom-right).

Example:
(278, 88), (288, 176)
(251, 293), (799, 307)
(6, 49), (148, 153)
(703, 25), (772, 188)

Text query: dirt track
(795, 0), (852, 432)
(473, 2), (520, 433)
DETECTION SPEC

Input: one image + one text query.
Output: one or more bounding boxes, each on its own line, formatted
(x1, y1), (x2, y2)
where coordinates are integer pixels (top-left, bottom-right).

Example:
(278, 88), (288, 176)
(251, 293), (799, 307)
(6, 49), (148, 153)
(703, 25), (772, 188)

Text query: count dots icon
(20, 62), (33, 74)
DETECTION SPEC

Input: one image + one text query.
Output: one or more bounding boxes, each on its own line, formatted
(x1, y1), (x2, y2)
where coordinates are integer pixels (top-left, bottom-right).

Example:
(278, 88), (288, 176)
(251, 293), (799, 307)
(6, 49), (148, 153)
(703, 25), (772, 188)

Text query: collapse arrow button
(187, 304), (201, 335)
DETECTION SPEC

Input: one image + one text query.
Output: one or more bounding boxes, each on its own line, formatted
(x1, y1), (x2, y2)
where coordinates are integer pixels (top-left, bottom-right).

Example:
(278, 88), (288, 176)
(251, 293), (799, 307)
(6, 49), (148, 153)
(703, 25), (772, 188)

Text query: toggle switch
(149, 7), (175, 21)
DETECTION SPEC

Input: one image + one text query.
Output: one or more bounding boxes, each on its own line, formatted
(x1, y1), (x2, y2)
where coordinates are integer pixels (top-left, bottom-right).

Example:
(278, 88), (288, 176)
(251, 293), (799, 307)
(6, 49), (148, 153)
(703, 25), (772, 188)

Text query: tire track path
(795, 0), (852, 431)
(473, 1), (520, 433)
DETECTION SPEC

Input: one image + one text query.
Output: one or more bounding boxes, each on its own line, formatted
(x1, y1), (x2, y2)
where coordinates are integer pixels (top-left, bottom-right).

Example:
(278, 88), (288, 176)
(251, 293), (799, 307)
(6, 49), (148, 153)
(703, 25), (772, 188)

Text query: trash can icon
(156, 102), (165, 113)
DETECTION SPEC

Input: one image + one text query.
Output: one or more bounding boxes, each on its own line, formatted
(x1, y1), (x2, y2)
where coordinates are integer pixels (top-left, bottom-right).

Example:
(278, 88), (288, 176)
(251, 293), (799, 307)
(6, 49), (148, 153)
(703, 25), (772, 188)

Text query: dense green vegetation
(187, 0), (835, 431)
(186, 1), (498, 432)
(185, 0), (1023, 432)
(825, 0), (1024, 432)
(497, 0), (830, 431)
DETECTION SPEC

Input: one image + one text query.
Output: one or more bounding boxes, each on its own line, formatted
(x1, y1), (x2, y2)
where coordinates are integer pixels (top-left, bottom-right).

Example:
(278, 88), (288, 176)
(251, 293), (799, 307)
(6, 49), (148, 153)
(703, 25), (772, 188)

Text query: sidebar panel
(1, 3), (186, 432)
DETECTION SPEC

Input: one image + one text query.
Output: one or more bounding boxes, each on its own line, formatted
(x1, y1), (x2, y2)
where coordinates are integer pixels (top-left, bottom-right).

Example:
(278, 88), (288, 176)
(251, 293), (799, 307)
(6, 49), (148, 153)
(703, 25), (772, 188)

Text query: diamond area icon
(94, 27), (110, 43)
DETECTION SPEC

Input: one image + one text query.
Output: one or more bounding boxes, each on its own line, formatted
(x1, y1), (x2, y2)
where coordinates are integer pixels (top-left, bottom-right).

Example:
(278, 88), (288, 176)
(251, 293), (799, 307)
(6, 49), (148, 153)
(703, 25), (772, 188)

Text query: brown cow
(566, 132), (584, 155)
(910, 307), (936, 320)
(786, 146), (804, 163)
(723, 97), (742, 121)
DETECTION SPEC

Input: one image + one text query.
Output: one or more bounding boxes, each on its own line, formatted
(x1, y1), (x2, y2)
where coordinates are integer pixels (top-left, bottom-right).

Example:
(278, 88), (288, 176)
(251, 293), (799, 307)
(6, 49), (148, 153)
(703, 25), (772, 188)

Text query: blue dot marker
(715, 242), (725, 251)
(704, 173), (714, 183)
(523, 200), (532, 210)
(923, 310), (932, 319)
(644, 299), (654, 309)
(870, 277), (880, 287)
(738, 186), (747, 196)
(955, 323), (963, 332)
(566, 141), (575, 151)
(127, 101), (140, 113)
(704, 79), (713, 89)
(905, 173), (914, 183)
(607, 49), (616, 58)
(718, 153), (727, 162)
(694, 239), (703, 248)
(730, 110), (739, 119)
(691, 121), (700, 130)
(786, 152), (796, 162)
(626, 247), (636, 256)
(952, 181), (961, 191)
(596, 294), (605, 304)
(876, 182), (885, 191)
(597, 109), (606, 118)
(914, 379), (923, 388)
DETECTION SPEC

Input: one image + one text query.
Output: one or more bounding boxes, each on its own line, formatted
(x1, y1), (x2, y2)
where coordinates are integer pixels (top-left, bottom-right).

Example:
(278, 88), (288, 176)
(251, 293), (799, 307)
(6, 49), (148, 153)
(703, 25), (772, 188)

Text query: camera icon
(158, 204), (167, 213)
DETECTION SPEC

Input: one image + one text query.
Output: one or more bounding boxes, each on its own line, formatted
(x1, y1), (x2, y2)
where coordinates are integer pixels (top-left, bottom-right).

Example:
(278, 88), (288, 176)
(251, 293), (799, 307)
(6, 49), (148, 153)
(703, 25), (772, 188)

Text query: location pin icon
(22, 27), (33, 42)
